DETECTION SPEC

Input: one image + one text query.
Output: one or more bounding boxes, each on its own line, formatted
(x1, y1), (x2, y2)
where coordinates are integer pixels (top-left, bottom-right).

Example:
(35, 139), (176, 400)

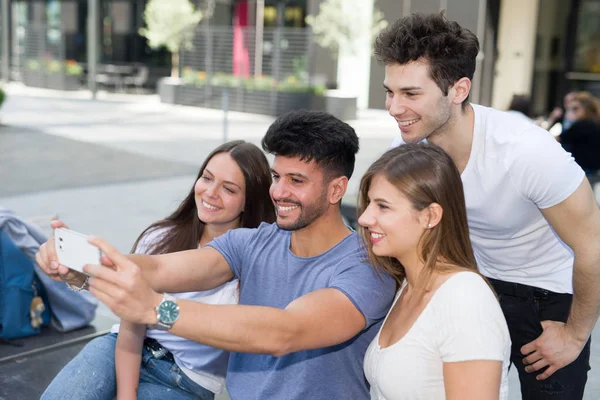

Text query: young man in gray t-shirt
(37, 110), (396, 399)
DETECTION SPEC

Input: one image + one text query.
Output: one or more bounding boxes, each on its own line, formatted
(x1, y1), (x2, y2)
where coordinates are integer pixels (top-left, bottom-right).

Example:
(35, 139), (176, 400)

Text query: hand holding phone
(54, 228), (101, 275)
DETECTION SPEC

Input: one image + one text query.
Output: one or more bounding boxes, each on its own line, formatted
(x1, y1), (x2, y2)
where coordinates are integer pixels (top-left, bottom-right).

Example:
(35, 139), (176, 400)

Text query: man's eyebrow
(383, 83), (423, 92)
(270, 169), (309, 180)
(287, 173), (309, 180)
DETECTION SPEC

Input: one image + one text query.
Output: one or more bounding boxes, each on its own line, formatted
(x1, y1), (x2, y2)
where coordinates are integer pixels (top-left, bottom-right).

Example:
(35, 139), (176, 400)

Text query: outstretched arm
(35, 221), (234, 294)
(85, 237), (368, 356)
(127, 247), (233, 293)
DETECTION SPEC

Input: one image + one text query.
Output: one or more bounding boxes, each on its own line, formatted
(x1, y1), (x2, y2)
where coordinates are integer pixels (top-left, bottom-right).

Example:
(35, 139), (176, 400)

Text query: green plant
(25, 59), (83, 76)
(26, 59), (41, 71)
(244, 75), (277, 91)
(305, 0), (388, 55)
(0, 86), (5, 109)
(292, 56), (309, 83)
(179, 69), (326, 95)
(182, 67), (207, 86)
(65, 60), (83, 76)
(46, 59), (62, 73)
(139, 0), (203, 78)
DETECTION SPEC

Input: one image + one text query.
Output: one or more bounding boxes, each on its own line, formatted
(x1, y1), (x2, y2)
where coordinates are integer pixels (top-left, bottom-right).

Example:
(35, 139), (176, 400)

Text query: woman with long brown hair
(359, 143), (510, 400)
(41, 140), (275, 400)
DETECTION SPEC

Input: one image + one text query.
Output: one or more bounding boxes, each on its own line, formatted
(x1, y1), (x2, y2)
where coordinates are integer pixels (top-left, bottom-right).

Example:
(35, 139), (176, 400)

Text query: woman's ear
(424, 203), (443, 229)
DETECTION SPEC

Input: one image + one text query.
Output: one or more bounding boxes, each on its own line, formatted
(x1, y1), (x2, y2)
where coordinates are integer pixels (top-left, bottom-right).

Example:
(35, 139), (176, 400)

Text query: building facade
(1, 0), (599, 114)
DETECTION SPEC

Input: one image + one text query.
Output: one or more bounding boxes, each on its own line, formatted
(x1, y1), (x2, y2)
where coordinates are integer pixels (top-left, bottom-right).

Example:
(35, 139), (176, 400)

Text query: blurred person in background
(559, 91), (600, 175)
(507, 94), (535, 124)
(546, 91), (577, 134)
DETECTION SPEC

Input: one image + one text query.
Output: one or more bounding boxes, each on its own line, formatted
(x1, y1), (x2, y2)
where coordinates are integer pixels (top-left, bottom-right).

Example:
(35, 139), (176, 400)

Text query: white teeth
(202, 201), (219, 210)
(278, 205), (298, 212)
(398, 118), (419, 127)
(371, 233), (384, 239)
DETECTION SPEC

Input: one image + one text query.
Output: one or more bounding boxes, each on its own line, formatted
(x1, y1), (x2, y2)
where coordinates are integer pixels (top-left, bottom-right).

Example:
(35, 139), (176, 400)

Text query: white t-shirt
(111, 227), (239, 394)
(364, 272), (511, 400)
(392, 104), (585, 293)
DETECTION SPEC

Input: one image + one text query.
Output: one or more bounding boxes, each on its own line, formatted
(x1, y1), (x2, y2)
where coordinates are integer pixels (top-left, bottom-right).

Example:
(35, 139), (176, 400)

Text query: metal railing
(180, 25), (314, 84)
(10, 23), (84, 90)
(177, 25), (320, 113)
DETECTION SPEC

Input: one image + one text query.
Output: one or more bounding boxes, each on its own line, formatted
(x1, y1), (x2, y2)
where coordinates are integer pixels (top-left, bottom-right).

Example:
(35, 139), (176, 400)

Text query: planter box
(23, 71), (46, 89)
(46, 73), (81, 91)
(275, 92), (315, 116)
(323, 90), (357, 120)
(158, 80), (324, 117)
(178, 84), (208, 107)
(158, 77), (183, 104)
(242, 89), (275, 115)
(23, 71), (82, 91)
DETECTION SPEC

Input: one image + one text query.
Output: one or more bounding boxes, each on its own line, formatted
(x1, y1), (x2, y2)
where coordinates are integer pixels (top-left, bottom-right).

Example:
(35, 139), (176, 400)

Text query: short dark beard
(276, 189), (329, 231)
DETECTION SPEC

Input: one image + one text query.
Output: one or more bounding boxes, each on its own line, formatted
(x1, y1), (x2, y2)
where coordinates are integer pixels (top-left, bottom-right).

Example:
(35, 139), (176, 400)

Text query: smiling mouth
(397, 118), (420, 127)
(202, 200), (219, 211)
(371, 232), (385, 239)
(277, 203), (300, 212)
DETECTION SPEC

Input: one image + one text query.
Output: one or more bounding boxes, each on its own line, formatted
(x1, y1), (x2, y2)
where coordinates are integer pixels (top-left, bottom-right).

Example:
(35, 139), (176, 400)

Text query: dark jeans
(488, 278), (591, 400)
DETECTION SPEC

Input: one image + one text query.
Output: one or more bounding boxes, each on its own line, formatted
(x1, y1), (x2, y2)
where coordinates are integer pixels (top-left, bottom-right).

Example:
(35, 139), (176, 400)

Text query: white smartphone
(54, 228), (101, 275)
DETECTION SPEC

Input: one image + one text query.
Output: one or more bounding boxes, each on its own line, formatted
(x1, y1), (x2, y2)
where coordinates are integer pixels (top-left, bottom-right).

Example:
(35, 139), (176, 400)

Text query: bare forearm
(568, 249), (600, 342)
(127, 254), (162, 290)
(172, 302), (301, 356)
(116, 322), (146, 398)
(128, 250), (233, 293)
(165, 301), (304, 357)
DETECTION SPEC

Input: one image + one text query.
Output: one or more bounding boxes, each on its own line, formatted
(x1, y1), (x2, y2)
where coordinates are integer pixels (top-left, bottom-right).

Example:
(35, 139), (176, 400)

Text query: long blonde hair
(358, 143), (479, 290)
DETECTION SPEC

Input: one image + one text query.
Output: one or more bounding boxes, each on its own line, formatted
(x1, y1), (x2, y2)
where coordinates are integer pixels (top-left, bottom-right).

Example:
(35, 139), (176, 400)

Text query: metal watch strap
(149, 293), (178, 331)
(66, 275), (90, 292)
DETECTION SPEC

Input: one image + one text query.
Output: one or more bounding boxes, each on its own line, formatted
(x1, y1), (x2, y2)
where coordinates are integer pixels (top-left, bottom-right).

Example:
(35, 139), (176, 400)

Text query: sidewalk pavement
(0, 84), (598, 399)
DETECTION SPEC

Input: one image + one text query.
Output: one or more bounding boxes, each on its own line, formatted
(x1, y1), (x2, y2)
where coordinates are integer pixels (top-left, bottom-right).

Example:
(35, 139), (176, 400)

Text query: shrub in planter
(161, 69), (328, 116)
(46, 59), (83, 91)
(23, 59), (83, 90)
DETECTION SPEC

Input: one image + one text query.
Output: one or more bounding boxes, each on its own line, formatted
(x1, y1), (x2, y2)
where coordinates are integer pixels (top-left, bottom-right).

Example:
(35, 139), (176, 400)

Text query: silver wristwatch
(148, 293), (180, 331)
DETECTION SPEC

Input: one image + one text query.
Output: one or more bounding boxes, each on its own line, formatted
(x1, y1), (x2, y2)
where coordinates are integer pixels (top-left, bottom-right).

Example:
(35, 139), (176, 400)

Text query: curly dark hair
(374, 12), (479, 105)
(261, 110), (359, 180)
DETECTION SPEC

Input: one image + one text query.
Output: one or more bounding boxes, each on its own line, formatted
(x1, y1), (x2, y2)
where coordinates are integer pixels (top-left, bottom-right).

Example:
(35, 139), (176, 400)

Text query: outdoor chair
(123, 66), (149, 93)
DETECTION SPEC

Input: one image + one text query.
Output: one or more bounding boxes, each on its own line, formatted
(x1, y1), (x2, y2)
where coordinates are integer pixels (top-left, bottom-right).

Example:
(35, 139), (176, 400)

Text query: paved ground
(1, 83), (599, 399)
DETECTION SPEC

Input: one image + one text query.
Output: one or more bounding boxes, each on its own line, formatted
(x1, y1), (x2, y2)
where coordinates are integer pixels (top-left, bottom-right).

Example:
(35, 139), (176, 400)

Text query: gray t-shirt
(207, 222), (396, 400)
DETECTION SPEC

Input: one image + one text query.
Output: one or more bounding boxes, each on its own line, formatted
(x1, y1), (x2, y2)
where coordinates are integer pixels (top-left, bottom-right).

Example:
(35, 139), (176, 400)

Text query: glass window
(574, 0), (600, 72)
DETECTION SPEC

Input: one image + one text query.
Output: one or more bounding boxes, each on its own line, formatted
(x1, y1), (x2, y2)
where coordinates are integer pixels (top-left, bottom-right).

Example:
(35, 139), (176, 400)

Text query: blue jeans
(488, 278), (591, 399)
(41, 333), (215, 400)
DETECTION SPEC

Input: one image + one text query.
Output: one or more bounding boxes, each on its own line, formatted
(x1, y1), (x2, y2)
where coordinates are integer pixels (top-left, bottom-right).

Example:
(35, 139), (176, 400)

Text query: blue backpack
(0, 230), (51, 339)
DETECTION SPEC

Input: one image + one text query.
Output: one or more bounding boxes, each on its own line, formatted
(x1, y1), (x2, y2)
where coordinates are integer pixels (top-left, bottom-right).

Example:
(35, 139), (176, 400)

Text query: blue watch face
(158, 300), (179, 324)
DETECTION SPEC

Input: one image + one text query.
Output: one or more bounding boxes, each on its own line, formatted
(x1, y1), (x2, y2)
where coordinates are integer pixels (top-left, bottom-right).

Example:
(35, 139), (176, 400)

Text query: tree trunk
(171, 51), (180, 78)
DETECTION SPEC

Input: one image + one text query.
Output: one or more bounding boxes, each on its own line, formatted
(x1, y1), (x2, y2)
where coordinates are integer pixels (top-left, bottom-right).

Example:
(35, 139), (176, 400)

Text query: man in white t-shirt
(379, 13), (600, 399)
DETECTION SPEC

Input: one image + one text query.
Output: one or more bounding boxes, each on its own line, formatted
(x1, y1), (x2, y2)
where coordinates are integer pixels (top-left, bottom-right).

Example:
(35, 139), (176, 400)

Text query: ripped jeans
(488, 278), (591, 400)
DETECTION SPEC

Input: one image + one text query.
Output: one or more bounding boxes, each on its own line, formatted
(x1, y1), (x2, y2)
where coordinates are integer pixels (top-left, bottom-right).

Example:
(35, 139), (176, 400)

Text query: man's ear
(329, 176), (348, 204)
(451, 77), (471, 105)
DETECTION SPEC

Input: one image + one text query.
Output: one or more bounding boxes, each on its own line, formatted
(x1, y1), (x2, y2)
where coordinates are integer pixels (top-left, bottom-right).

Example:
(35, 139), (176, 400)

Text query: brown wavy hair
(358, 143), (478, 289)
(571, 91), (600, 121)
(131, 140), (276, 255)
